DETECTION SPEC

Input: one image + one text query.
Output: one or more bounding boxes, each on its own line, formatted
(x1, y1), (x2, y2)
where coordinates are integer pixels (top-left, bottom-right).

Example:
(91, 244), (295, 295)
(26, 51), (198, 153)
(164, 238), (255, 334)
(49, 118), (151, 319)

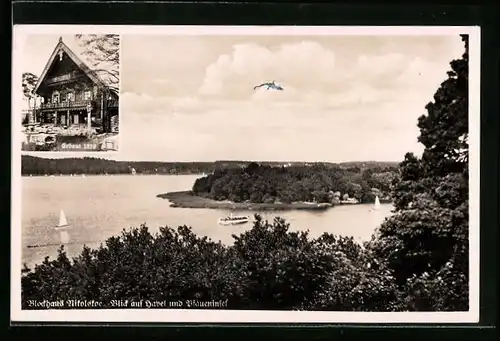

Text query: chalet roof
(33, 37), (108, 94)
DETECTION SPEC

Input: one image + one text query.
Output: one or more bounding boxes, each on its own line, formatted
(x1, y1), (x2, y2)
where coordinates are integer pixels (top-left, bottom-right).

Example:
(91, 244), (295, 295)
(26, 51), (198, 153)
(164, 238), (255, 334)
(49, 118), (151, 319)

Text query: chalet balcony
(38, 100), (93, 111)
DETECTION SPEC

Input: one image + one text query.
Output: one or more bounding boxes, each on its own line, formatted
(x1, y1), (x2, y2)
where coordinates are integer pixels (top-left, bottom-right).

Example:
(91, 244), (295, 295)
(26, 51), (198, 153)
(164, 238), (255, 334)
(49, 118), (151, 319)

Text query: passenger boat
(218, 213), (250, 225)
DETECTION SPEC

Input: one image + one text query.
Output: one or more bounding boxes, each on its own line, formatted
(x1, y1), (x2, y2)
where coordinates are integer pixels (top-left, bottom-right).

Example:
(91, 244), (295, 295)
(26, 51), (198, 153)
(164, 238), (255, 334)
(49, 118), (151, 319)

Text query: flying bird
(253, 80), (284, 91)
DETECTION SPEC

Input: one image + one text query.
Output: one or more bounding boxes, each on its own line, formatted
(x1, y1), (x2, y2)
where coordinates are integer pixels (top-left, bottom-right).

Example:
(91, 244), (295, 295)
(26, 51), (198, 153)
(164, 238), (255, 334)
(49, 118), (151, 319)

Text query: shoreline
(157, 191), (334, 211)
(21, 173), (202, 177)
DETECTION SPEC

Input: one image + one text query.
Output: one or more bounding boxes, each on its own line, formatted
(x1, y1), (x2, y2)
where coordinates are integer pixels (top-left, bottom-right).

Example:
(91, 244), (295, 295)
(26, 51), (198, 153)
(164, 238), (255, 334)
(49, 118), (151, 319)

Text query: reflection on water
(59, 230), (70, 244)
(21, 175), (393, 267)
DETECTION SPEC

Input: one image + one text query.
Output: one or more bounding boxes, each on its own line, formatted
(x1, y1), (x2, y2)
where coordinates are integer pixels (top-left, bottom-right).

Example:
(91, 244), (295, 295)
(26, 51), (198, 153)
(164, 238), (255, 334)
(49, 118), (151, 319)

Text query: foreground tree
(21, 216), (396, 311)
(417, 34), (469, 177)
(22, 72), (38, 101)
(368, 34), (469, 311)
(21, 72), (39, 124)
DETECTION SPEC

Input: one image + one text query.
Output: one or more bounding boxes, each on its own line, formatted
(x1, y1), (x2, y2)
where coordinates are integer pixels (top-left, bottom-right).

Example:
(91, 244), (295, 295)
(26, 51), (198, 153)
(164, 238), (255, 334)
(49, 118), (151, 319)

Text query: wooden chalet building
(31, 37), (119, 134)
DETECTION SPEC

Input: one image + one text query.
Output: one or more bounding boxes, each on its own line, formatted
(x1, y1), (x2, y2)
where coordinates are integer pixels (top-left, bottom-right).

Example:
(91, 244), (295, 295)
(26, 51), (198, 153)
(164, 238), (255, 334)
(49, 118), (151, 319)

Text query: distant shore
(21, 173), (198, 177)
(157, 191), (333, 211)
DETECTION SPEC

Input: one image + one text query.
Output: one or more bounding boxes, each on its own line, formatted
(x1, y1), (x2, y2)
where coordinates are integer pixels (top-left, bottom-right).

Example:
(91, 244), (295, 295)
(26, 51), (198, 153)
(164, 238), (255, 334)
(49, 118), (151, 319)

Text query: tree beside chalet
(30, 37), (119, 134)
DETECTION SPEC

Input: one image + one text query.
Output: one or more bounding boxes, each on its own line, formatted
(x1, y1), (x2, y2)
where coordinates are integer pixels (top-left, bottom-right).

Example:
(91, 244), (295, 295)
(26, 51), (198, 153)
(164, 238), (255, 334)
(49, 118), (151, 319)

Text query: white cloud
(171, 96), (202, 111)
(122, 92), (207, 115)
(199, 41), (337, 97)
(197, 40), (452, 112)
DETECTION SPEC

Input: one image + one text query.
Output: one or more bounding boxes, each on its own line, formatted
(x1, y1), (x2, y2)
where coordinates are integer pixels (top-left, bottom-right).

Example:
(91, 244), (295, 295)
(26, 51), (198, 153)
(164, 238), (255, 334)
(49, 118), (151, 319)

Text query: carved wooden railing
(39, 100), (93, 110)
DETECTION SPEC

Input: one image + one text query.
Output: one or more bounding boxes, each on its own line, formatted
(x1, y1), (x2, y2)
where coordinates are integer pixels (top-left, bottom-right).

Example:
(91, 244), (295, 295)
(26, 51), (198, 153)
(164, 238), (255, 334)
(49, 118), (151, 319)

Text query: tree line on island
(21, 35), (469, 311)
(192, 162), (397, 204)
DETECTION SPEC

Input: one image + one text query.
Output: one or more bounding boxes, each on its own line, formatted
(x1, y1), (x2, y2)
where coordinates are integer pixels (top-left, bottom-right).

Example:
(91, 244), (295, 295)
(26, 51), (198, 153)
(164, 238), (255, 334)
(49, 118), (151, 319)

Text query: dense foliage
(21, 216), (397, 311)
(75, 34), (120, 92)
(192, 163), (397, 204)
(366, 34), (470, 310)
(21, 72), (39, 124)
(22, 72), (39, 101)
(21, 155), (216, 175)
(21, 35), (470, 312)
(22, 155), (397, 185)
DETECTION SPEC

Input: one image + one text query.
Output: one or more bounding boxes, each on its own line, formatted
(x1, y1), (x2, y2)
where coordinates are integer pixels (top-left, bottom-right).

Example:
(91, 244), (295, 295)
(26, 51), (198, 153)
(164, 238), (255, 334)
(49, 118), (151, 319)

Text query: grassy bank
(157, 191), (333, 211)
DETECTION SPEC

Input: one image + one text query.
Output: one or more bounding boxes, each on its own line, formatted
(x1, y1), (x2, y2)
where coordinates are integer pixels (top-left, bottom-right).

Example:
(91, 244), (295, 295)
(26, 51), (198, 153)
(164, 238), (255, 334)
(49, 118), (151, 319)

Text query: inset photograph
(20, 34), (120, 152)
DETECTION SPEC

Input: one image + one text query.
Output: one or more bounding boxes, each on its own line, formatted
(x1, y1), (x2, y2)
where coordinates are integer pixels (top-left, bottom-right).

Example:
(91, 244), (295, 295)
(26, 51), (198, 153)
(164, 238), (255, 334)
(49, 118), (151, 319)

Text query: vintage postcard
(18, 33), (120, 152)
(11, 25), (480, 323)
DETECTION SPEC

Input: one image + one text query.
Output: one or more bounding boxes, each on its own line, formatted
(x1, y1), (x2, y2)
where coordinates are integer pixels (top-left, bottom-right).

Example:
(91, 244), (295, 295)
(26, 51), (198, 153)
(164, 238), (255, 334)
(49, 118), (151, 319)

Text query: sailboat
(54, 210), (69, 231)
(55, 210), (70, 244)
(373, 195), (381, 210)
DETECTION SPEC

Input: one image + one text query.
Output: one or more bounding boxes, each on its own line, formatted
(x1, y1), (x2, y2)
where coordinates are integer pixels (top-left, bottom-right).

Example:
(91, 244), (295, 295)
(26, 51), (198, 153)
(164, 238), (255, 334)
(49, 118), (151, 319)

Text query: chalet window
(67, 92), (75, 102)
(84, 90), (92, 100)
(52, 92), (60, 103)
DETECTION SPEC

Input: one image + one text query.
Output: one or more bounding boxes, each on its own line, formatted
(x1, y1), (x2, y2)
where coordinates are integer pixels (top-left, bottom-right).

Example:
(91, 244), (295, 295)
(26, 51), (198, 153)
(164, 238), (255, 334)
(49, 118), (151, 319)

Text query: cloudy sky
(118, 34), (464, 162)
(20, 33), (465, 162)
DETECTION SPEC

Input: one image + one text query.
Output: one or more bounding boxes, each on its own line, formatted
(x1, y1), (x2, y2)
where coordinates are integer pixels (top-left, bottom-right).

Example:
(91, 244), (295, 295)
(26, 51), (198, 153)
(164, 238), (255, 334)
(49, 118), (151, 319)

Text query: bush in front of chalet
(21, 215), (395, 311)
(21, 142), (36, 151)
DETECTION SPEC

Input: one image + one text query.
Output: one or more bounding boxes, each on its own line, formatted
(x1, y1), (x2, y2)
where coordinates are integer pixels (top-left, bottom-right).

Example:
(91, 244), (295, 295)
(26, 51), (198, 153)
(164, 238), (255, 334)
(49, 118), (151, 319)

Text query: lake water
(21, 175), (393, 267)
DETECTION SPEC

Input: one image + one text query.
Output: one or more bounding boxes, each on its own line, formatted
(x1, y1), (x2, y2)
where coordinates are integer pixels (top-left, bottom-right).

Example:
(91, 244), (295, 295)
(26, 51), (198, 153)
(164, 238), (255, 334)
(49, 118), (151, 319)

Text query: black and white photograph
(19, 34), (120, 152)
(11, 25), (480, 323)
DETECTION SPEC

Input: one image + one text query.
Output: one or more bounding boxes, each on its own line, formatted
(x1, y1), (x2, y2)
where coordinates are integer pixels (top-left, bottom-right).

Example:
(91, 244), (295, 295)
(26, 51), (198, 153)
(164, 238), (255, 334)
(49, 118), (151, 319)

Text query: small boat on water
(372, 195), (381, 211)
(55, 209), (70, 244)
(54, 209), (69, 231)
(218, 213), (250, 226)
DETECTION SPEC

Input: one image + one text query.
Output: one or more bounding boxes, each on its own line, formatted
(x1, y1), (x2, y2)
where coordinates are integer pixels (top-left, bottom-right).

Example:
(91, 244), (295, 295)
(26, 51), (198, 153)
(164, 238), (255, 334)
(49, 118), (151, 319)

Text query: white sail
(374, 196), (381, 210)
(57, 210), (68, 227)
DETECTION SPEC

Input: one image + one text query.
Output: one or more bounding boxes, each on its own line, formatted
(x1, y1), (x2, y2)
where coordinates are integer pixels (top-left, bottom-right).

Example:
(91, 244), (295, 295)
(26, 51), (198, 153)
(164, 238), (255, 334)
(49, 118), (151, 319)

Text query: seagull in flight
(253, 80), (284, 91)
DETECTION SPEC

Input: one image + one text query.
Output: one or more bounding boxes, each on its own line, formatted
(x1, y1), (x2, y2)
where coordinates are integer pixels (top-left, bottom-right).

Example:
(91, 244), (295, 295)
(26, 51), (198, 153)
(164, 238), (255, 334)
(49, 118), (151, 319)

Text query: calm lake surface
(21, 175), (393, 267)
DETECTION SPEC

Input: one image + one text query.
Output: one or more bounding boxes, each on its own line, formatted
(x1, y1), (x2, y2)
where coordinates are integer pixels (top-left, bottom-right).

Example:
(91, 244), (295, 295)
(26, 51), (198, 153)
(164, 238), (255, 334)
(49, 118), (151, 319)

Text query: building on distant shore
(27, 37), (119, 135)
